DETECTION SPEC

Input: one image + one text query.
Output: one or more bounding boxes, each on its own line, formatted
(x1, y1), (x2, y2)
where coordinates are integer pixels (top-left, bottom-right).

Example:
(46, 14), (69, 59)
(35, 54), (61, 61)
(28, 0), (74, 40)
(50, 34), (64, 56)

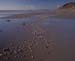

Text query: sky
(0, 0), (75, 10)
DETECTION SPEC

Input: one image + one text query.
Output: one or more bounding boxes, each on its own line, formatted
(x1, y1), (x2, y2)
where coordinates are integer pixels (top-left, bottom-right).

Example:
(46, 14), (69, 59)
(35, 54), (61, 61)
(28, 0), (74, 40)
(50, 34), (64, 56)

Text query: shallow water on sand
(0, 16), (75, 61)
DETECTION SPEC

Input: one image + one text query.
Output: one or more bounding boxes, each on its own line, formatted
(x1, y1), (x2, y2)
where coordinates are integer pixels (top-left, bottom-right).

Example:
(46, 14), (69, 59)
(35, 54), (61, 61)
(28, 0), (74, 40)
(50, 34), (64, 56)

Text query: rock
(3, 48), (10, 52)
(38, 35), (43, 39)
(14, 55), (18, 58)
(13, 50), (17, 54)
(6, 20), (11, 22)
(59, 2), (75, 9)
(31, 56), (34, 59)
(18, 49), (23, 53)
(0, 53), (3, 57)
(22, 22), (26, 26)
(46, 44), (50, 48)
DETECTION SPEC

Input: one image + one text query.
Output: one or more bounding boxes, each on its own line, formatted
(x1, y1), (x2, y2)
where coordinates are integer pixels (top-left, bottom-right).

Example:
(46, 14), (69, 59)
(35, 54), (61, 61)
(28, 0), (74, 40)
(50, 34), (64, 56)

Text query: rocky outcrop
(59, 2), (75, 9)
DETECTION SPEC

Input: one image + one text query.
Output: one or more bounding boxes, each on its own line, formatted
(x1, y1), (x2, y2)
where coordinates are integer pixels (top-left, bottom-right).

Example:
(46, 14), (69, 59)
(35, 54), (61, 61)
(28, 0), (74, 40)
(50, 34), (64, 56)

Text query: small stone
(46, 46), (49, 48)
(31, 56), (34, 58)
(4, 48), (10, 52)
(14, 55), (17, 58)
(6, 20), (11, 22)
(22, 22), (26, 26)
(38, 36), (43, 39)
(46, 45), (49, 48)
(18, 49), (23, 53)
(30, 49), (32, 52)
(28, 46), (31, 50)
(0, 53), (3, 57)
(47, 41), (50, 44)
(23, 55), (26, 57)
(13, 50), (17, 54)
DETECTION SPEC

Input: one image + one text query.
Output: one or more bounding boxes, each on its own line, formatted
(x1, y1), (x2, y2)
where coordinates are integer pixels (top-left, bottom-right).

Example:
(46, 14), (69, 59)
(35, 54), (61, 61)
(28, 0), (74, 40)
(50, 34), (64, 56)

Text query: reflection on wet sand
(0, 13), (75, 61)
(0, 15), (56, 61)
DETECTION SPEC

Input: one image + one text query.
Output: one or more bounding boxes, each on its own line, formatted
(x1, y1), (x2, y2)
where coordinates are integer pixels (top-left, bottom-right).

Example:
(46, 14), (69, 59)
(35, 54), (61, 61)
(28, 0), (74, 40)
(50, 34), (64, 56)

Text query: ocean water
(0, 10), (32, 17)
(0, 12), (75, 61)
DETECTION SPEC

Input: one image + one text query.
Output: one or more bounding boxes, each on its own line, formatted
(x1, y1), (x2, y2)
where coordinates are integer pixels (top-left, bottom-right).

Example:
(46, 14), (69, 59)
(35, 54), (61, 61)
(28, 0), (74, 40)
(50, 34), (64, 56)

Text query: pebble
(38, 35), (43, 39)
(22, 22), (26, 26)
(31, 56), (34, 58)
(3, 48), (10, 52)
(18, 49), (23, 53)
(30, 49), (32, 52)
(0, 53), (3, 57)
(14, 56), (17, 58)
(28, 46), (32, 50)
(13, 50), (17, 54)
(6, 20), (11, 22)
(46, 46), (49, 48)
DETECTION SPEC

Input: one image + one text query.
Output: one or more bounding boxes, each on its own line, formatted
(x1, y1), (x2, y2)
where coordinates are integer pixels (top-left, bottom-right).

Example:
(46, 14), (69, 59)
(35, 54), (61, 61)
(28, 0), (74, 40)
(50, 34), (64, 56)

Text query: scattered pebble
(3, 48), (10, 52)
(30, 49), (32, 52)
(6, 20), (11, 22)
(0, 53), (3, 57)
(28, 46), (32, 50)
(13, 50), (17, 54)
(0, 18), (56, 61)
(31, 56), (34, 58)
(22, 22), (26, 26)
(46, 45), (49, 48)
(18, 49), (23, 53)
(14, 55), (17, 58)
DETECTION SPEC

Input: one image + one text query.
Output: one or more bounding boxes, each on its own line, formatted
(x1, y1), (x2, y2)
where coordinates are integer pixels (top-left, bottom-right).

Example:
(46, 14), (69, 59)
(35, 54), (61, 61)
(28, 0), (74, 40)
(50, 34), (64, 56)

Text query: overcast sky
(0, 0), (74, 10)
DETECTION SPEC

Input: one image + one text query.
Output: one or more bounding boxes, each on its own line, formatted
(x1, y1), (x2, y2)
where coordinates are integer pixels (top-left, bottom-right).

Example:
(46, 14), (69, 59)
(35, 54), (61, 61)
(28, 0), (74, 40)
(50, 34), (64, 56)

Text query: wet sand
(0, 13), (75, 61)
(0, 15), (56, 61)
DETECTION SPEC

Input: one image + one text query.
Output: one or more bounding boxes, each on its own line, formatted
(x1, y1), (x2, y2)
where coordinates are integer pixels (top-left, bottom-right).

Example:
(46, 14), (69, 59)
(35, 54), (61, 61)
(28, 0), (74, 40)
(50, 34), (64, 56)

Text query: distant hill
(59, 2), (75, 9)
(53, 2), (75, 19)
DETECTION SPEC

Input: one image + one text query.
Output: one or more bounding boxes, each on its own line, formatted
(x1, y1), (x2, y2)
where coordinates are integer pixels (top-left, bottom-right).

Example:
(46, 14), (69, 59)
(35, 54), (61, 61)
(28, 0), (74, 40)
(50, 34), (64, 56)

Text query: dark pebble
(3, 48), (10, 52)
(22, 22), (26, 26)
(46, 46), (49, 48)
(0, 53), (3, 57)
(6, 20), (11, 22)
(0, 29), (3, 32)
(18, 49), (23, 53)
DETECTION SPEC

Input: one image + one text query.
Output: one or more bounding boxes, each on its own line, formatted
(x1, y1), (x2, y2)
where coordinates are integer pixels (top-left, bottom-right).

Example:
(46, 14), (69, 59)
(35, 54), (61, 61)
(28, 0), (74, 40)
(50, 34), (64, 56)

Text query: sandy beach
(0, 10), (75, 61)
(1, 0), (75, 61)
(0, 13), (57, 61)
